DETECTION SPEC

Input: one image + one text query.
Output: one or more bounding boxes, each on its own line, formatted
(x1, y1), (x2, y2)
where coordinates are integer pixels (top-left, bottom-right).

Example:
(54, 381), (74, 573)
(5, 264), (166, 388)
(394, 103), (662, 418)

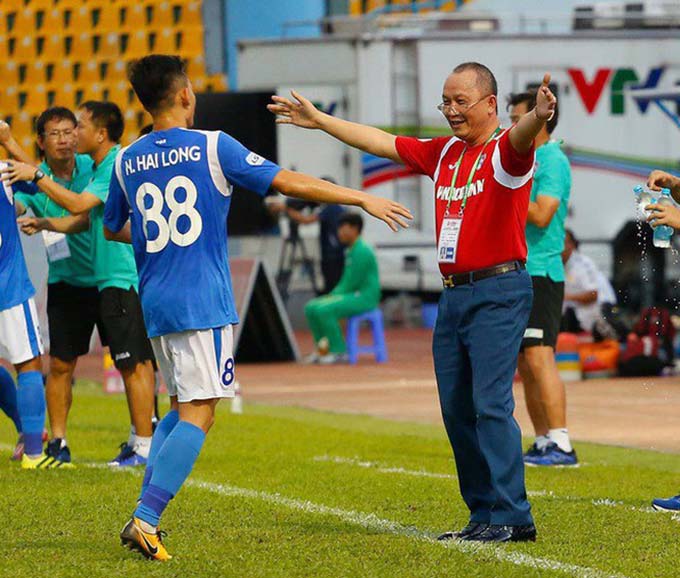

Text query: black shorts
(99, 286), (155, 371)
(47, 282), (103, 361)
(520, 276), (564, 351)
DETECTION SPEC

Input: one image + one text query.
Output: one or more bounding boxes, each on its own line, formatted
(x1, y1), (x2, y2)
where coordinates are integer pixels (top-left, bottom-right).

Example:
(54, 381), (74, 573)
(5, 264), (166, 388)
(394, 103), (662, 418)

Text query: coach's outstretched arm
(508, 73), (557, 154)
(268, 91), (402, 164)
(272, 170), (412, 232)
(17, 213), (89, 236)
(0, 160), (99, 214)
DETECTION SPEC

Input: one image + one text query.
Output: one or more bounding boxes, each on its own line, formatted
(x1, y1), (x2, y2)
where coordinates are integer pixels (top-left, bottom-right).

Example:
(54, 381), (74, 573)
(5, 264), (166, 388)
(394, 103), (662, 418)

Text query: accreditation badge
(437, 217), (462, 264)
(41, 230), (71, 262)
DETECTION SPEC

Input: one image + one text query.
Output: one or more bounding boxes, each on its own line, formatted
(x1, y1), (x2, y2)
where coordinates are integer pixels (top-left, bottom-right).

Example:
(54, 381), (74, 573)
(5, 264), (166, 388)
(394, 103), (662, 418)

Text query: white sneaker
(318, 353), (348, 365)
(303, 352), (320, 364)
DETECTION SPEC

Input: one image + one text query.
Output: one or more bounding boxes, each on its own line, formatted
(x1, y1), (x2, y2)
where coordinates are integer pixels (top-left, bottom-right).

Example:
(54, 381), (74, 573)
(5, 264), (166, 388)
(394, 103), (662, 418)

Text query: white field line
(311, 455), (665, 512)
(0, 443), (631, 577)
(186, 479), (631, 578)
(314, 455), (556, 498)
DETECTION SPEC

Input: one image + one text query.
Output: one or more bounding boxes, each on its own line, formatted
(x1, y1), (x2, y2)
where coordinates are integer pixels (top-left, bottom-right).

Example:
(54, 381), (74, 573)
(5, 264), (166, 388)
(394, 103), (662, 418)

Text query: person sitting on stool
(304, 213), (380, 364)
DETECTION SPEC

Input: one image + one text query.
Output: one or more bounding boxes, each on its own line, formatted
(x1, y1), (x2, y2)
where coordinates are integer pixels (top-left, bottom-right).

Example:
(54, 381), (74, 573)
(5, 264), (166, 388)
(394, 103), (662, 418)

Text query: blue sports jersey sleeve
(103, 154), (131, 233)
(13, 180), (39, 195)
(216, 132), (281, 196)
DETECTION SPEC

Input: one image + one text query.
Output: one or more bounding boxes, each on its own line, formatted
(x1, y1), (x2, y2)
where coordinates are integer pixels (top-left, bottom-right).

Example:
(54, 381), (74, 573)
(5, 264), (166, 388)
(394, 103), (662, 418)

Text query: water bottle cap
(662, 188), (672, 195)
(633, 185), (644, 193)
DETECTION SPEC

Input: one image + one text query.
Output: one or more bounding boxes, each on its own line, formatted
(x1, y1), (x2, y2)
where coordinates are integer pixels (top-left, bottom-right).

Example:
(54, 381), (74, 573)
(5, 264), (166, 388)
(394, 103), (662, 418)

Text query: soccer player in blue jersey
(2, 104), (158, 468)
(0, 162), (50, 468)
(102, 54), (411, 560)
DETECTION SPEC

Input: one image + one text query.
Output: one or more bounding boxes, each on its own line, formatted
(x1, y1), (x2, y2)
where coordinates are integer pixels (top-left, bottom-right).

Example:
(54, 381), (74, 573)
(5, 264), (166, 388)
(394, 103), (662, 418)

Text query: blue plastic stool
(346, 309), (388, 365)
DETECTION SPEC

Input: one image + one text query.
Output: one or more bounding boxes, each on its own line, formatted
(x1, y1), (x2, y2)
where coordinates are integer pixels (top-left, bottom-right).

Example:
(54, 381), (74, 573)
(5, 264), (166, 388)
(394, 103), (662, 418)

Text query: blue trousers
(433, 268), (533, 526)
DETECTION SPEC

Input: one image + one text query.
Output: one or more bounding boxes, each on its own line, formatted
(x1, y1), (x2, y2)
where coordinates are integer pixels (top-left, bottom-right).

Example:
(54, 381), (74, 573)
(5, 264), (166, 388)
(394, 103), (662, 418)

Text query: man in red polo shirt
(269, 62), (556, 543)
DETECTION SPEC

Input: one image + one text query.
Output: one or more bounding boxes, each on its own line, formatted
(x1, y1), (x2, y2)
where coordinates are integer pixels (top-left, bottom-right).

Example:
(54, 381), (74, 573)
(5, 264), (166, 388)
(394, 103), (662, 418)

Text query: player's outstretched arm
(18, 213), (89, 236)
(268, 90), (402, 164)
(272, 169), (412, 232)
(509, 73), (556, 154)
(0, 120), (36, 165)
(0, 160), (100, 214)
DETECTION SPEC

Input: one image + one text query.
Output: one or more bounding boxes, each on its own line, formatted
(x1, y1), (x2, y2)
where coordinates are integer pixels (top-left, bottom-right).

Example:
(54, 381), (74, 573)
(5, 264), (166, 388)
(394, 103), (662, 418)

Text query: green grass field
(1, 381), (679, 578)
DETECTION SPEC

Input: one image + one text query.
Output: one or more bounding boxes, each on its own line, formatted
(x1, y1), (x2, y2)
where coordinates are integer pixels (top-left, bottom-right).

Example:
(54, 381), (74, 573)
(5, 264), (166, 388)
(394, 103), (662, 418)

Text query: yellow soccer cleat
(21, 453), (54, 469)
(21, 451), (75, 469)
(120, 517), (172, 561)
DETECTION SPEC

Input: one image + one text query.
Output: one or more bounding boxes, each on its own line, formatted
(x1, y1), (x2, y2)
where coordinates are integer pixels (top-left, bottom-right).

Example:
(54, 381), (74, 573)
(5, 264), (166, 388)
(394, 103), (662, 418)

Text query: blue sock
(16, 371), (45, 456)
(138, 409), (180, 501)
(134, 421), (206, 527)
(0, 367), (21, 434)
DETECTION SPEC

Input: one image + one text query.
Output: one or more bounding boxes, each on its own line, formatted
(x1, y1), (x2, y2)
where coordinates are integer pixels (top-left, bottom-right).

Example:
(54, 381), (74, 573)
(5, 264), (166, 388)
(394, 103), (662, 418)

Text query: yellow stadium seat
(22, 60), (49, 86)
(8, 7), (35, 36)
(8, 111), (35, 143)
(43, 34), (65, 58)
(57, 0), (88, 9)
(74, 59), (99, 83)
(191, 75), (206, 92)
(101, 32), (120, 56)
(63, 4), (90, 30)
(176, 27), (203, 57)
(150, 27), (174, 52)
(47, 59), (74, 84)
(28, 0), (57, 9)
(121, 3), (144, 30)
(64, 32), (93, 58)
(0, 35), (10, 59)
(73, 83), (103, 107)
(181, 1), (202, 27)
(49, 83), (77, 108)
(39, 7), (64, 35)
(8, 111), (35, 140)
(121, 29), (149, 57)
(0, 86), (19, 112)
(13, 35), (39, 59)
(207, 73), (227, 92)
(92, 3), (120, 31)
(105, 59), (128, 82)
(104, 79), (133, 108)
(146, 1), (173, 28)
(1, 61), (20, 87)
(19, 84), (48, 114)
(185, 54), (206, 78)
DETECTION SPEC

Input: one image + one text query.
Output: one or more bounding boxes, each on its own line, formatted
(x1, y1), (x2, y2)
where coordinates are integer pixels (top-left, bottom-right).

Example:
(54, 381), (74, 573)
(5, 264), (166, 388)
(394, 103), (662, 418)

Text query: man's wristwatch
(32, 169), (45, 183)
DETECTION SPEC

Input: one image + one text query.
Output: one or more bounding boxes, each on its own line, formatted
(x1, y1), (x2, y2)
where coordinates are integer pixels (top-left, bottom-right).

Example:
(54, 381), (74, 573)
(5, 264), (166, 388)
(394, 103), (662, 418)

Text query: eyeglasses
(436, 95), (492, 116)
(44, 128), (75, 140)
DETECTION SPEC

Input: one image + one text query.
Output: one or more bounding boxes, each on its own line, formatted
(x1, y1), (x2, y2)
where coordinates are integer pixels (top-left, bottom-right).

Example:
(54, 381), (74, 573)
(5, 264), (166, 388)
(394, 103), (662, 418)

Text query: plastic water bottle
(634, 184), (654, 220)
(652, 188), (675, 248)
(231, 380), (243, 414)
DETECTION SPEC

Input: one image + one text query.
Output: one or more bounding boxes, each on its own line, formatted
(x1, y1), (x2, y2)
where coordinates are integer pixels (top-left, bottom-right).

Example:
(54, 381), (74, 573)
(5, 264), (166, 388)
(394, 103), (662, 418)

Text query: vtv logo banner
(567, 66), (665, 114)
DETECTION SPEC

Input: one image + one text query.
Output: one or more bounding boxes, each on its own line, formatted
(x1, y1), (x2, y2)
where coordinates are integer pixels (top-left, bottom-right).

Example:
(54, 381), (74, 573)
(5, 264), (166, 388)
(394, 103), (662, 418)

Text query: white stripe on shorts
(0, 298), (44, 364)
(151, 325), (235, 403)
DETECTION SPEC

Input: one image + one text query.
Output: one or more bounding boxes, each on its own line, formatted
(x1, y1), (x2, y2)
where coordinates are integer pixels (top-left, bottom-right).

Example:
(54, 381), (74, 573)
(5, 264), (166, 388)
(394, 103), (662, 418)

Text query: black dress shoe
(463, 524), (537, 543)
(437, 522), (488, 541)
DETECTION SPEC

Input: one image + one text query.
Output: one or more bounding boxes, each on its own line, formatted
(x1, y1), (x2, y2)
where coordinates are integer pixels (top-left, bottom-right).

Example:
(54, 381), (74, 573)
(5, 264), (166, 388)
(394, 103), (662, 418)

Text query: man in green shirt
(3, 102), (156, 467)
(508, 91), (575, 466)
(304, 213), (381, 364)
(1, 107), (100, 466)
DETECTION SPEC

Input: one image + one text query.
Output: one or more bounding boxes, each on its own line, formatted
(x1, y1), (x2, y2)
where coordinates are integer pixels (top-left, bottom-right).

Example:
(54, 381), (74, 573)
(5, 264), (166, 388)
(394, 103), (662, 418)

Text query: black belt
(442, 261), (525, 288)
